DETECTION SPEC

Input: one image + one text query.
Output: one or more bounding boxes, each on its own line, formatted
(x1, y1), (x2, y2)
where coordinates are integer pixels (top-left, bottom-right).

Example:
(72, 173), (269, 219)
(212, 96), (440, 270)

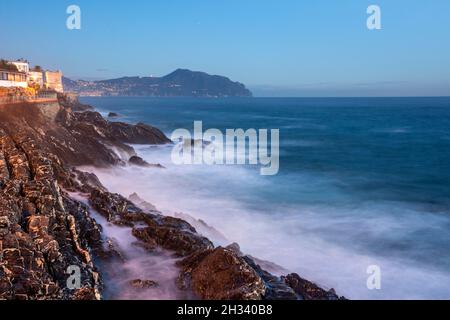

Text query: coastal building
(0, 59), (64, 92)
(0, 70), (28, 88)
(44, 70), (64, 92)
(9, 61), (30, 74)
(28, 71), (44, 88)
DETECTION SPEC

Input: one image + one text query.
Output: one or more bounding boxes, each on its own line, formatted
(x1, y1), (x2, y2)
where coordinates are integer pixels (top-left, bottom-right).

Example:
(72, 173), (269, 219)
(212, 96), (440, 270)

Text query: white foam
(68, 192), (191, 300)
(78, 144), (450, 300)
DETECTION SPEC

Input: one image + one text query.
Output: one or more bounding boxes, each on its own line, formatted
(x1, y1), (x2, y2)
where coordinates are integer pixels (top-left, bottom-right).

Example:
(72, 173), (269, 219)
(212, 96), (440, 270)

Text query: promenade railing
(0, 92), (58, 105)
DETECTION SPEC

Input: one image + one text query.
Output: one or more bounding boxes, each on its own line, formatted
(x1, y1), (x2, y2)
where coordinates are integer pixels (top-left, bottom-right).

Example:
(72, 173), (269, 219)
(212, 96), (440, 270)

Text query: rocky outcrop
(88, 188), (214, 256)
(0, 130), (101, 300)
(0, 101), (170, 167)
(129, 279), (158, 289)
(282, 273), (345, 300)
(0, 98), (343, 301)
(57, 93), (93, 112)
(175, 243), (299, 300)
(128, 193), (157, 212)
(177, 247), (266, 300)
(129, 156), (164, 168)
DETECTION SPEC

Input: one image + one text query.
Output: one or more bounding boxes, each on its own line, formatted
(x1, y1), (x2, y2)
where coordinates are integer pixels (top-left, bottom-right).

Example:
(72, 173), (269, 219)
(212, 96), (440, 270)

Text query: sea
(79, 96), (450, 300)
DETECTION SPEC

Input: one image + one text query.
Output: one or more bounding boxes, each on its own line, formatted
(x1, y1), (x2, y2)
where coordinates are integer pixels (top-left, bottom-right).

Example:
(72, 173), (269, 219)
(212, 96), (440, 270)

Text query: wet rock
(73, 287), (100, 300)
(282, 273), (345, 300)
(69, 169), (108, 193)
(89, 189), (143, 223)
(89, 188), (213, 256)
(108, 121), (171, 145)
(129, 279), (158, 289)
(128, 192), (157, 212)
(174, 212), (229, 244)
(108, 112), (119, 118)
(132, 222), (213, 257)
(0, 216), (11, 237)
(129, 156), (164, 168)
(177, 247), (266, 300)
(242, 256), (297, 300)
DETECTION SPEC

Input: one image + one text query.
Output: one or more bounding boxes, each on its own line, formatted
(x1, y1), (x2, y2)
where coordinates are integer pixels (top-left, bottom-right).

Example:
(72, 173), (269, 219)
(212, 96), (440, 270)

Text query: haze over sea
(80, 96), (450, 299)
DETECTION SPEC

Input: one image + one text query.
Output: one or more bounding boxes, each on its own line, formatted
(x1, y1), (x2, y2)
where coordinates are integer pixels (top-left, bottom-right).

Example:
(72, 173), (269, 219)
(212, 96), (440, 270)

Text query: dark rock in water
(88, 188), (214, 256)
(108, 112), (119, 118)
(174, 212), (229, 244)
(68, 168), (108, 193)
(282, 273), (345, 300)
(129, 279), (158, 289)
(223, 243), (297, 300)
(242, 256), (297, 300)
(109, 121), (171, 145)
(129, 156), (164, 168)
(129, 192), (157, 212)
(129, 156), (149, 166)
(177, 247), (266, 300)
(225, 242), (243, 255)
(225, 243), (289, 276)
(132, 220), (213, 257)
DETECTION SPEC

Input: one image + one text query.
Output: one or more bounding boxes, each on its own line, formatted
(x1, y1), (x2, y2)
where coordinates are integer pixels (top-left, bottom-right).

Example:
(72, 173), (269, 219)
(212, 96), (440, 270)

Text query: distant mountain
(63, 69), (252, 97)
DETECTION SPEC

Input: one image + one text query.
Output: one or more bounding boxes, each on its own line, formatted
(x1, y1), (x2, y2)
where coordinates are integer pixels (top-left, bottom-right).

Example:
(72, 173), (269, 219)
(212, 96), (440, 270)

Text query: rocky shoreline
(0, 94), (344, 300)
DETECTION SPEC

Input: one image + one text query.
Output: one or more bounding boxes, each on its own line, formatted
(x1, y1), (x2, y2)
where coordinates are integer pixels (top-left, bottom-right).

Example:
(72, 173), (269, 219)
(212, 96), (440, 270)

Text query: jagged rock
(282, 273), (345, 300)
(109, 121), (171, 145)
(89, 188), (214, 256)
(57, 93), (93, 112)
(0, 132), (102, 300)
(176, 244), (297, 300)
(132, 223), (213, 257)
(242, 256), (297, 300)
(173, 212), (229, 244)
(73, 287), (99, 300)
(177, 247), (266, 300)
(128, 192), (157, 212)
(129, 279), (158, 289)
(69, 169), (108, 193)
(129, 156), (164, 168)
(0, 101), (170, 168)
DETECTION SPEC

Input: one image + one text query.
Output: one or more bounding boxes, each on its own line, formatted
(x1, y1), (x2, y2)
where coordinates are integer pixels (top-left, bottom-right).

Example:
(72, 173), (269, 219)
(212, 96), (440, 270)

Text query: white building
(44, 70), (64, 93)
(0, 60), (64, 92)
(28, 71), (44, 88)
(0, 70), (28, 88)
(9, 61), (30, 74)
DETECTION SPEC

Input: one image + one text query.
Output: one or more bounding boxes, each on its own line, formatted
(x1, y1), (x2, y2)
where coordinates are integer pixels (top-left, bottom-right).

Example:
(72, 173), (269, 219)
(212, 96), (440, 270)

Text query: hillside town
(0, 59), (64, 94)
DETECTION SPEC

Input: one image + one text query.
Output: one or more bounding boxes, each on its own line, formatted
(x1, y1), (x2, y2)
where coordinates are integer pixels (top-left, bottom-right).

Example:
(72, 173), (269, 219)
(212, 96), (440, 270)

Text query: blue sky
(1, 0), (450, 96)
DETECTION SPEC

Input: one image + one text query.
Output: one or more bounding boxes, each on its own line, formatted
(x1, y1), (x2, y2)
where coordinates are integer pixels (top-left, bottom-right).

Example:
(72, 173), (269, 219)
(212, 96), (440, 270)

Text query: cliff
(0, 96), (342, 300)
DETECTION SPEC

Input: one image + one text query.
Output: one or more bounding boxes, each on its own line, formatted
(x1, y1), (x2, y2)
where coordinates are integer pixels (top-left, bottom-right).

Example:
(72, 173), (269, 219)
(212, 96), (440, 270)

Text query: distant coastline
(63, 69), (253, 98)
